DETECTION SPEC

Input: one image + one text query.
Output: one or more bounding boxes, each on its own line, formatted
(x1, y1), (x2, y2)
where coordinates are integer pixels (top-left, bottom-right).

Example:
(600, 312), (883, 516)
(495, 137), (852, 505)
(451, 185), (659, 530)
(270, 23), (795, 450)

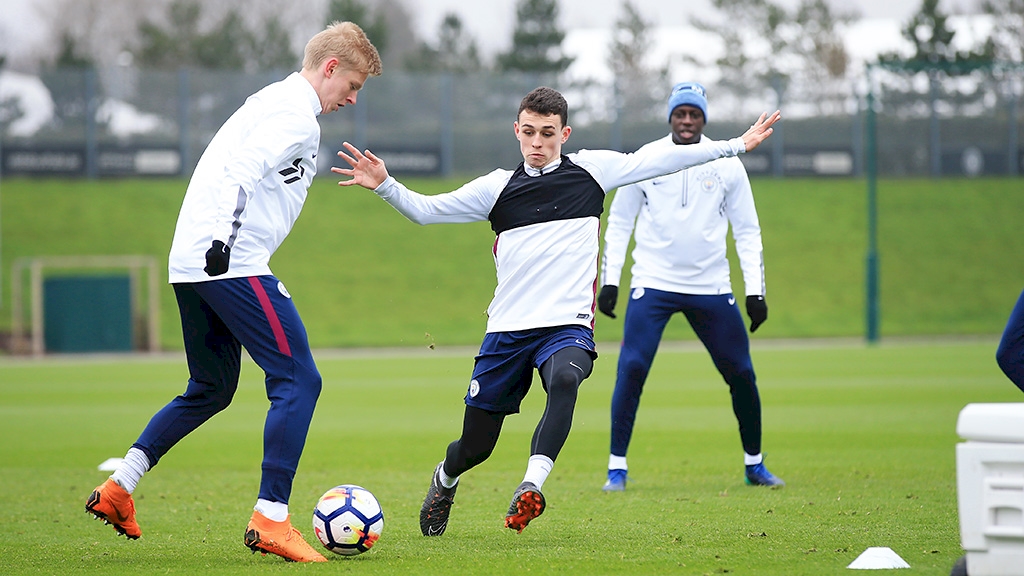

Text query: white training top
(372, 136), (747, 333)
(168, 72), (322, 283)
(601, 134), (765, 296)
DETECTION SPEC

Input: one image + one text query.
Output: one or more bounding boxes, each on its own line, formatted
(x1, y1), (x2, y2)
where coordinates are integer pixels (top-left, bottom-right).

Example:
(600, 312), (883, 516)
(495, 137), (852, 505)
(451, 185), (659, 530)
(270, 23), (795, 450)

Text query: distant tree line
(8, 0), (1024, 117)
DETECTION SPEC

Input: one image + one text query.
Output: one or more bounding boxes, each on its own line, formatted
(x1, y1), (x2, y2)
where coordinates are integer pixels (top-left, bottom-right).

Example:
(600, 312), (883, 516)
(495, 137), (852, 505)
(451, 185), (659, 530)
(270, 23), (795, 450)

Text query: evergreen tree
(135, 0), (295, 72)
(902, 0), (958, 63)
(54, 32), (94, 68)
(249, 19), (299, 71)
(191, 10), (252, 70)
(136, 0), (202, 70)
(497, 0), (574, 74)
(325, 0), (388, 62)
(878, 0), (990, 70)
(406, 13), (482, 73)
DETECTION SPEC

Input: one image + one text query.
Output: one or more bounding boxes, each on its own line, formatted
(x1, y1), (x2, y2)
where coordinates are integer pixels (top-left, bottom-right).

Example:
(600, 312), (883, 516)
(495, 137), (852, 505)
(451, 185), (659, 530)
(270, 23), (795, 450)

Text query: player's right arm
(333, 141), (501, 224)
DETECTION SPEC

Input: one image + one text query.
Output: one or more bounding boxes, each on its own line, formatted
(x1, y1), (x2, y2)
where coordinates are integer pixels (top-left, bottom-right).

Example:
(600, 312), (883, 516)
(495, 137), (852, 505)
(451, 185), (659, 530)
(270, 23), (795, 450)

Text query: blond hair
(302, 21), (382, 77)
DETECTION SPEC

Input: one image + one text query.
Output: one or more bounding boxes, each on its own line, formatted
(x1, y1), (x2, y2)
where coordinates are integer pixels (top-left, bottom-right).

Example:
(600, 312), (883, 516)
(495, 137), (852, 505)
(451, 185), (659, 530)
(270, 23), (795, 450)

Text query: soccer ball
(312, 485), (384, 556)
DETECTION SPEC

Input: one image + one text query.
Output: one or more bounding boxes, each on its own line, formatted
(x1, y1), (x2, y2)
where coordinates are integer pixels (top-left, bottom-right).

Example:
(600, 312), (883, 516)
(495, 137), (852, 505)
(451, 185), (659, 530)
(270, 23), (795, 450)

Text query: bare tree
(36, 0), (155, 67)
(790, 0), (859, 115)
(689, 0), (791, 117)
(980, 0), (1024, 62)
(607, 1), (668, 124)
(32, 0), (322, 71)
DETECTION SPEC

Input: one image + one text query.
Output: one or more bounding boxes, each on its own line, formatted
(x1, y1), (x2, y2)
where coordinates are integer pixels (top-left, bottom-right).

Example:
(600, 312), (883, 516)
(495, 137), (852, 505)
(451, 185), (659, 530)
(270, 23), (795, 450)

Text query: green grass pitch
(0, 339), (1017, 575)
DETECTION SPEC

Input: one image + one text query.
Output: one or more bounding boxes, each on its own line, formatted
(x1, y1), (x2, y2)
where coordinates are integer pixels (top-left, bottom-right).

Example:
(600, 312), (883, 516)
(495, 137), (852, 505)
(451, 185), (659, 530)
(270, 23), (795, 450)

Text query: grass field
(1, 176), (1023, 351)
(0, 339), (1018, 575)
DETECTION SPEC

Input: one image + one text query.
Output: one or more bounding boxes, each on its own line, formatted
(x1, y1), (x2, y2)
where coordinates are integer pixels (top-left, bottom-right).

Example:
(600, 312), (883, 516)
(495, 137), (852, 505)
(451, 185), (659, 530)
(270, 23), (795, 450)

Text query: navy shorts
(466, 324), (597, 414)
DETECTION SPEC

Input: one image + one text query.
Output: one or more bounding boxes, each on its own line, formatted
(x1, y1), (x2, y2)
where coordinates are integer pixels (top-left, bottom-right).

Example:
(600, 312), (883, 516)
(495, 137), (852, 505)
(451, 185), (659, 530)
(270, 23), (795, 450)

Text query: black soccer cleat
(420, 462), (458, 536)
(504, 481), (545, 533)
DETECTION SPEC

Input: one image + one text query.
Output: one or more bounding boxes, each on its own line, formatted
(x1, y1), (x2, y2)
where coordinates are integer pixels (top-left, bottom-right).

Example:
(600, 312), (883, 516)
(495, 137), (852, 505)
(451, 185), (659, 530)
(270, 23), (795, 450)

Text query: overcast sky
(402, 0), (983, 56)
(0, 0), (984, 67)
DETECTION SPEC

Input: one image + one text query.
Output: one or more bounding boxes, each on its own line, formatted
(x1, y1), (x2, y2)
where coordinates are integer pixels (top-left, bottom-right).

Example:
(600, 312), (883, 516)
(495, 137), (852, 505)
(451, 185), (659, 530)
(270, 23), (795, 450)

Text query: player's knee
(725, 369), (758, 393)
(719, 359), (754, 382)
(618, 354), (650, 381)
(302, 364), (323, 397)
(997, 340), (1017, 372)
(182, 378), (235, 412)
(552, 358), (591, 392)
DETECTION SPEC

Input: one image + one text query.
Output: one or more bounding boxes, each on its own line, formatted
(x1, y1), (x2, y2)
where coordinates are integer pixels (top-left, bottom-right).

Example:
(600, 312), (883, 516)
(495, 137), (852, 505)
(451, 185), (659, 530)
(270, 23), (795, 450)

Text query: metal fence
(1, 66), (1022, 179)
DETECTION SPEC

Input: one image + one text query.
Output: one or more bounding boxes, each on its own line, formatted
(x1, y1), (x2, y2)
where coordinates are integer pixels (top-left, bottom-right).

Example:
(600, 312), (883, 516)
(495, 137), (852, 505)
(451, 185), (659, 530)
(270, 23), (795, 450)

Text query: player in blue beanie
(598, 81), (785, 491)
(667, 81), (708, 123)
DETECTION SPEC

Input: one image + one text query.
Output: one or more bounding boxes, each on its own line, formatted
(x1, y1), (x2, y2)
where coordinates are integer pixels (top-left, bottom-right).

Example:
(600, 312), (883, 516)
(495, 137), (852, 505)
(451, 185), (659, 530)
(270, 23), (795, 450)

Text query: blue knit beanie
(667, 82), (708, 123)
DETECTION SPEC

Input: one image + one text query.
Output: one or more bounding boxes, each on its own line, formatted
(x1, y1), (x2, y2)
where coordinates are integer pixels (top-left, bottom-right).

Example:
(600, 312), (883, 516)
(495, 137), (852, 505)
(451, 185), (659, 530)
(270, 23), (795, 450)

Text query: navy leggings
(610, 288), (761, 458)
(997, 288), (1024, 393)
(133, 276), (321, 504)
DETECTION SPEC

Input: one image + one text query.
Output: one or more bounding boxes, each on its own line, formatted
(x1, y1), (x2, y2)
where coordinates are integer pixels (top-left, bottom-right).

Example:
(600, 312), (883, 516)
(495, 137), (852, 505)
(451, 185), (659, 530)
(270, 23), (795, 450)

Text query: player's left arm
(724, 161), (767, 331)
(574, 137), (744, 193)
(206, 110), (312, 275)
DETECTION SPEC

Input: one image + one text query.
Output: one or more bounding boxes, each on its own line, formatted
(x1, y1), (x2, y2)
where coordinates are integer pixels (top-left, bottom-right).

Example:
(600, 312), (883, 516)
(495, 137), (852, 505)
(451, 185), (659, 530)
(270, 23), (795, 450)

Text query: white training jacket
(600, 134), (765, 297)
(168, 72), (321, 283)
(371, 136), (747, 334)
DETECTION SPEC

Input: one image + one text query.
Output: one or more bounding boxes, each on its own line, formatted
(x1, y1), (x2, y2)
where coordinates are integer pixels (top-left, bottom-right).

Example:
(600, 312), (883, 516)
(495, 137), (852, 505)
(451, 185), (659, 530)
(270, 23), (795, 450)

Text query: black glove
(204, 240), (231, 276)
(597, 285), (619, 318)
(746, 295), (768, 333)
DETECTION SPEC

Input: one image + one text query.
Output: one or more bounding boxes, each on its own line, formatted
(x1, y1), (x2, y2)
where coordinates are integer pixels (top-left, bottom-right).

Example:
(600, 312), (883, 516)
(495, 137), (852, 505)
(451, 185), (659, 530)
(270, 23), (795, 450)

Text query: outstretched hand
(740, 110), (781, 153)
(332, 142), (389, 189)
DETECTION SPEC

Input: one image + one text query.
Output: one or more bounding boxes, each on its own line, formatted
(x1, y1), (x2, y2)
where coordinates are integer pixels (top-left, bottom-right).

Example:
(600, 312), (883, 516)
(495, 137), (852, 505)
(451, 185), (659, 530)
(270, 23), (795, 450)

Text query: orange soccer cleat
(244, 510), (327, 562)
(85, 478), (142, 539)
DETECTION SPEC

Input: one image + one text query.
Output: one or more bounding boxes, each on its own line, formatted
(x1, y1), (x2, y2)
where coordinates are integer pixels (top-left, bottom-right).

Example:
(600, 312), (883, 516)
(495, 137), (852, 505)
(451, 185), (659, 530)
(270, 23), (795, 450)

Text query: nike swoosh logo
(427, 522), (447, 535)
(728, 297), (736, 305)
(569, 361), (584, 373)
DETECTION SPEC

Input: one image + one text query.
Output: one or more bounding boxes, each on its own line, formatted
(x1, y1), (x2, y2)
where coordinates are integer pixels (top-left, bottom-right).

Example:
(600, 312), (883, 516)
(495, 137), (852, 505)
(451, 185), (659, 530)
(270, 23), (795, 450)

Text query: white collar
(524, 156), (562, 177)
(288, 72), (324, 117)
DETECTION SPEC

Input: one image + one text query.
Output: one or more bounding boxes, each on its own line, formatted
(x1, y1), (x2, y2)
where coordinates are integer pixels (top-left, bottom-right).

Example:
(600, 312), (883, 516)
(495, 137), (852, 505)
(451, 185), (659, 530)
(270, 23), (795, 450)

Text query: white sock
(254, 499), (289, 522)
(608, 455), (627, 471)
(523, 454), (554, 489)
(110, 447), (150, 494)
(745, 453), (763, 466)
(438, 460), (459, 489)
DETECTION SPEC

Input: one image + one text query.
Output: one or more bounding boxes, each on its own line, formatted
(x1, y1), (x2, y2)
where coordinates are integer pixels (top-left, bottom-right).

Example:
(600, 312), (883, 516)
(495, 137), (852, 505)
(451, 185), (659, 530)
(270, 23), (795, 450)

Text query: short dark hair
(518, 86), (568, 127)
